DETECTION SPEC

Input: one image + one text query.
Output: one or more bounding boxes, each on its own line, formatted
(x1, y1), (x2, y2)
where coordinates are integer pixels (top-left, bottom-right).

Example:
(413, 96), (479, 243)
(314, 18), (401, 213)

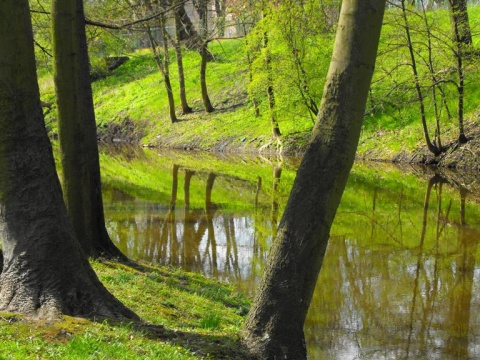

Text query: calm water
(101, 148), (480, 359)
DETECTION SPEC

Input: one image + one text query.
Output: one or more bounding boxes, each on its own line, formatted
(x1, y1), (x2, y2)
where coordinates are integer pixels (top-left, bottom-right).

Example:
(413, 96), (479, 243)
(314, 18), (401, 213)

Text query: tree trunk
(262, 13), (281, 139)
(201, 42), (215, 112)
(400, 0), (441, 155)
(174, 0), (193, 114)
(448, 0), (473, 54)
(0, 0), (137, 320)
(214, 0), (226, 37)
(242, 1), (386, 358)
(52, 0), (127, 259)
(195, 0), (215, 113)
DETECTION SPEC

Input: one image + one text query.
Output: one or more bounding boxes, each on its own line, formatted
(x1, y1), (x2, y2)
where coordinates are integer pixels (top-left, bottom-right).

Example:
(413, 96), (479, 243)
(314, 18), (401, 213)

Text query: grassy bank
(37, 6), (480, 163)
(0, 260), (252, 359)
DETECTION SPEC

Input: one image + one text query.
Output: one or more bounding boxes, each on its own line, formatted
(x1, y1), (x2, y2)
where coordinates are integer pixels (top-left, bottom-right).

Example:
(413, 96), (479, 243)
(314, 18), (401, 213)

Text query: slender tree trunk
(214, 0), (226, 37)
(52, 0), (127, 260)
(174, 0), (193, 114)
(160, 12), (178, 124)
(242, 1), (386, 358)
(200, 42), (215, 112)
(262, 12), (281, 139)
(146, 26), (178, 123)
(447, 0), (470, 143)
(0, 0), (137, 320)
(195, 0), (215, 113)
(400, 0), (440, 155)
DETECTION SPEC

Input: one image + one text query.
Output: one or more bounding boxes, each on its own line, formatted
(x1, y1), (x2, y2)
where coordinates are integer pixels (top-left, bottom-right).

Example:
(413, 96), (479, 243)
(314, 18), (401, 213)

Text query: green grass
(0, 261), (252, 359)
(37, 6), (480, 159)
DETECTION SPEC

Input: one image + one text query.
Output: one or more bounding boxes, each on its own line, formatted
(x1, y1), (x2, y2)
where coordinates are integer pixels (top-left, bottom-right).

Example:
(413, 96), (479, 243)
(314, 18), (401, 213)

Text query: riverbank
(37, 38), (480, 171)
(0, 260), (252, 359)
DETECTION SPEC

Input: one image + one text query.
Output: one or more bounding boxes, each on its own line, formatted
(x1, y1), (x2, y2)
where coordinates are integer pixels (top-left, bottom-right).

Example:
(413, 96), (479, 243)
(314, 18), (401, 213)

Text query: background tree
(193, 0), (215, 112)
(242, 0), (386, 358)
(0, 0), (137, 320)
(172, 0), (193, 114)
(52, 0), (127, 259)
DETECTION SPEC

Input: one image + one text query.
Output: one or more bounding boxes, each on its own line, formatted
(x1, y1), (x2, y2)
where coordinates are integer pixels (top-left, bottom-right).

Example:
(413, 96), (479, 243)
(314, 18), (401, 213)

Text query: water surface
(101, 148), (480, 359)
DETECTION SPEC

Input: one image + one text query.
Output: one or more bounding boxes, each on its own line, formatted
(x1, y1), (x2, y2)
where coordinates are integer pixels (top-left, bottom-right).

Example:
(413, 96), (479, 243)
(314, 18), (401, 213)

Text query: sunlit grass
(0, 261), (251, 359)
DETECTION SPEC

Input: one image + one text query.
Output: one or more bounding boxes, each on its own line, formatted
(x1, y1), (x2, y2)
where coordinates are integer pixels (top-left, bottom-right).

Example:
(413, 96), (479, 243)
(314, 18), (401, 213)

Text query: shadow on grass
(134, 323), (256, 359)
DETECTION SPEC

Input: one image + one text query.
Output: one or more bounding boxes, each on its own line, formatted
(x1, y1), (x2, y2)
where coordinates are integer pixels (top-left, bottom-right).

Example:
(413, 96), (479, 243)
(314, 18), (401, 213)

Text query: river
(101, 147), (480, 360)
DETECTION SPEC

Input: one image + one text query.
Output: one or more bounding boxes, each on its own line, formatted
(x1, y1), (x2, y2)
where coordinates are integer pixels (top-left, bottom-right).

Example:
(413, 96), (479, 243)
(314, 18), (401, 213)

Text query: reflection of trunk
(271, 164), (282, 237)
(255, 176), (262, 210)
(224, 216), (240, 281)
(168, 165), (179, 265)
(405, 176), (435, 358)
(182, 170), (202, 271)
(157, 165), (179, 264)
(252, 176), (264, 280)
(445, 189), (477, 358)
(205, 174), (218, 277)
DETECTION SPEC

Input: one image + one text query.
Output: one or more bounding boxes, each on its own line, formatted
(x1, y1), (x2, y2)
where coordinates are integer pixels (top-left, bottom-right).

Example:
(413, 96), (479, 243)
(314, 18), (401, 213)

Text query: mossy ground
(0, 261), (253, 359)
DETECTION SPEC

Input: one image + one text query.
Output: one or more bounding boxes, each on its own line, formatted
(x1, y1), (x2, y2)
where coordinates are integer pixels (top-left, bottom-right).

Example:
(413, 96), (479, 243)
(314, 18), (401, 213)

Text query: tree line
(9, 0), (470, 358)
(30, 0), (478, 156)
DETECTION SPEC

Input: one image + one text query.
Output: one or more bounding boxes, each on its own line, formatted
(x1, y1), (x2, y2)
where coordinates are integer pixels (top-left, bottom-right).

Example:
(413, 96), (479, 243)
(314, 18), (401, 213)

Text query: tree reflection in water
(102, 151), (480, 359)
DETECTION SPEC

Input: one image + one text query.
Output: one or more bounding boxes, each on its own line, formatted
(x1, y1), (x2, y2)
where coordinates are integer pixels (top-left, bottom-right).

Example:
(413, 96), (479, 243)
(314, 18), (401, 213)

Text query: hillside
(37, 5), (480, 168)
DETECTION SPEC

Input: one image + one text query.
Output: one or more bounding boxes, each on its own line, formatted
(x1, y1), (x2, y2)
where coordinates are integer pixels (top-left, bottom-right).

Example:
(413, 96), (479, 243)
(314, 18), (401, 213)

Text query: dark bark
(194, 0), (215, 112)
(262, 13), (281, 139)
(242, 1), (386, 358)
(0, 0), (137, 320)
(174, 0), (193, 114)
(145, 5), (178, 123)
(52, 0), (127, 259)
(200, 42), (215, 113)
(175, 0), (213, 60)
(448, 0), (473, 53)
(214, 0), (226, 37)
(447, 0), (470, 143)
(400, 0), (441, 155)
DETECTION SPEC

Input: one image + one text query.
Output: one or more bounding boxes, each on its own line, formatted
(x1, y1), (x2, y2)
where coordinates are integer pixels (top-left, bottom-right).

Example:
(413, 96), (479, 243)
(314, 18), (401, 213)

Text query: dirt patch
(97, 117), (145, 144)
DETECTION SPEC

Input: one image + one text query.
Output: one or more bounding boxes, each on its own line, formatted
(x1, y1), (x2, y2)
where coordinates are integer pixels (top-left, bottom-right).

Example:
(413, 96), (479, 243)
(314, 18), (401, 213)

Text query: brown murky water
(102, 148), (480, 359)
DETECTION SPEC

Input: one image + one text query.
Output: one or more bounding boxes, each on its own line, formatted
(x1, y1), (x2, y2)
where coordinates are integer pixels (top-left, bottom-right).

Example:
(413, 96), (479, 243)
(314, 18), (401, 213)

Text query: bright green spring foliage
(36, 3), (480, 156)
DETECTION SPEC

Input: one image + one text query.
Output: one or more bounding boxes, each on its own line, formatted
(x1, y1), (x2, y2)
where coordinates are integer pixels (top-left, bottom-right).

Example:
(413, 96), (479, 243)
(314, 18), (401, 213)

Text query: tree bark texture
(52, 0), (126, 259)
(242, 1), (386, 358)
(200, 43), (215, 113)
(174, 0), (193, 114)
(448, 0), (473, 51)
(0, 0), (137, 320)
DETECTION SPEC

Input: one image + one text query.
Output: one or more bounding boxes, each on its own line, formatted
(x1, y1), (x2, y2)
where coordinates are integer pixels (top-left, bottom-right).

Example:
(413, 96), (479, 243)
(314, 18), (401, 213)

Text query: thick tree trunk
(242, 1), (386, 358)
(0, 0), (137, 320)
(52, 0), (126, 259)
(448, 0), (473, 53)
